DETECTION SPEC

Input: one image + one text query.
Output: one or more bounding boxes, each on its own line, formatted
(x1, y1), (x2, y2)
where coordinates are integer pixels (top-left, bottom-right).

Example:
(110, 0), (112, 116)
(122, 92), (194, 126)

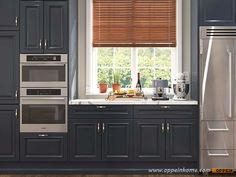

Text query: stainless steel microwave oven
(20, 54), (67, 88)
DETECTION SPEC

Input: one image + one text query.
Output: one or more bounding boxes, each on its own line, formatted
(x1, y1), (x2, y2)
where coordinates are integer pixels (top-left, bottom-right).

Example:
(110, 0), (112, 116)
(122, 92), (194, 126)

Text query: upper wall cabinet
(199, 0), (236, 25)
(0, 0), (19, 30)
(20, 1), (68, 54)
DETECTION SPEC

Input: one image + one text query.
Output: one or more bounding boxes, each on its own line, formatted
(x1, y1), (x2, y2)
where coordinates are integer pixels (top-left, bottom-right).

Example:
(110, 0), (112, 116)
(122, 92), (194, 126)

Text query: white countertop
(69, 98), (198, 105)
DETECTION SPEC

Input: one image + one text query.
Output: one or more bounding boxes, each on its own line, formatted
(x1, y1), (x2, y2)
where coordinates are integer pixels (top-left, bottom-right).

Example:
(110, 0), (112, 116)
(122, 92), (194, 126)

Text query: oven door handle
(21, 97), (67, 100)
(20, 63), (66, 66)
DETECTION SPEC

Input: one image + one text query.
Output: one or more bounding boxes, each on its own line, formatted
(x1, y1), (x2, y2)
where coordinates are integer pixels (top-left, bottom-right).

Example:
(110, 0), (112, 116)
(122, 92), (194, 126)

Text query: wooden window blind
(93, 0), (176, 47)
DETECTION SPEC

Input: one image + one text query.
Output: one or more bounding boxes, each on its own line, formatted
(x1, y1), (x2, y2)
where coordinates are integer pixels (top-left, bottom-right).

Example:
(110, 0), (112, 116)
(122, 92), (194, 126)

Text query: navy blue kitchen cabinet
(20, 1), (68, 53)
(0, 31), (19, 104)
(199, 0), (236, 25)
(166, 119), (197, 161)
(20, 133), (67, 161)
(134, 105), (198, 162)
(0, 0), (19, 30)
(69, 105), (133, 161)
(69, 119), (101, 161)
(134, 119), (165, 161)
(0, 105), (19, 161)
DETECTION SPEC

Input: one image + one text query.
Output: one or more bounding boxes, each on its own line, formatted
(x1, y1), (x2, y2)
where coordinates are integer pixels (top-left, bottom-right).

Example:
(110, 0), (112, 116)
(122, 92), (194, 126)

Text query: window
(96, 48), (173, 88)
(86, 0), (181, 94)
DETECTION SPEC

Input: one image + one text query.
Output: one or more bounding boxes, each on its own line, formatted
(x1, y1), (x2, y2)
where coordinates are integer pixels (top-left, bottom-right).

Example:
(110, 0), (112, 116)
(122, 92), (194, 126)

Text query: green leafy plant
(98, 79), (107, 84)
(113, 70), (120, 84)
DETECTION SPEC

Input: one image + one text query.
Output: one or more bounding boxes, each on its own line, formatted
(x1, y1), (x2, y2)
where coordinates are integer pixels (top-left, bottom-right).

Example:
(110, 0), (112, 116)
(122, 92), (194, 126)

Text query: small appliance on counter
(152, 78), (169, 101)
(173, 72), (189, 100)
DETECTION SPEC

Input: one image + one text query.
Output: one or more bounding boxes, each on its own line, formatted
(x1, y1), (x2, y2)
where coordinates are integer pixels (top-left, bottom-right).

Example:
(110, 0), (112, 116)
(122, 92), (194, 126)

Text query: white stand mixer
(173, 73), (189, 100)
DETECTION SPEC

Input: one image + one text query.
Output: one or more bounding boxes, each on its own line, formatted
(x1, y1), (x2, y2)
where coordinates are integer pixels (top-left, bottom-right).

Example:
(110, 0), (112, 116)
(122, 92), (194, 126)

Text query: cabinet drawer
(201, 121), (233, 149)
(134, 105), (197, 119)
(69, 105), (132, 119)
(20, 133), (67, 161)
(201, 150), (234, 169)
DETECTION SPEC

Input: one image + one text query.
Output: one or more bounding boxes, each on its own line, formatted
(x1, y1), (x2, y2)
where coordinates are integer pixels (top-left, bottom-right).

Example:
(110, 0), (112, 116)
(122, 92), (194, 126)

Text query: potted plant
(98, 79), (108, 93)
(112, 70), (121, 92)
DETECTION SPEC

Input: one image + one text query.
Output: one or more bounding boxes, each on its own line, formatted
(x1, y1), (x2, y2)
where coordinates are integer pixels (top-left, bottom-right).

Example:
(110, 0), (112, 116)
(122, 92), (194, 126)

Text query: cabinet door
(102, 120), (132, 161)
(134, 119), (165, 161)
(44, 1), (68, 53)
(0, 0), (19, 30)
(200, 0), (235, 25)
(69, 119), (101, 161)
(20, 1), (44, 53)
(0, 31), (19, 104)
(20, 133), (67, 161)
(166, 119), (197, 161)
(0, 105), (19, 161)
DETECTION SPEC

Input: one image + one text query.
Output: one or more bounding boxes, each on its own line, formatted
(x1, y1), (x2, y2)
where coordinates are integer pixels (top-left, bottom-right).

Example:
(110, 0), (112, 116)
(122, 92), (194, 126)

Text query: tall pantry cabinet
(0, 0), (20, 161)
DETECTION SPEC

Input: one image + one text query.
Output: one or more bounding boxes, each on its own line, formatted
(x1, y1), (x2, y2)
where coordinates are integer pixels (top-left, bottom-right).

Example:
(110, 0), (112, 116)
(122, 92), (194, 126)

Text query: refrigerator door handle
(228, 50), (232, 119)
(208, 150), (229, 157)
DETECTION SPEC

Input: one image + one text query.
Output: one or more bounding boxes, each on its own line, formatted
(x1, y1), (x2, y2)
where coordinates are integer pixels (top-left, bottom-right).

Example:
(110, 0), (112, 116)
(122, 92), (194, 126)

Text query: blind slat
(93, 0), (176, 47)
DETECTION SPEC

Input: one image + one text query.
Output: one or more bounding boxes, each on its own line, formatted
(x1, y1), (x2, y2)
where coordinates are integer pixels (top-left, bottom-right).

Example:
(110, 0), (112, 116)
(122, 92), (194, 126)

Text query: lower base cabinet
(69, 119), (132, 161)
(0, 105), (19, 161)
(20, 133), (67, 161)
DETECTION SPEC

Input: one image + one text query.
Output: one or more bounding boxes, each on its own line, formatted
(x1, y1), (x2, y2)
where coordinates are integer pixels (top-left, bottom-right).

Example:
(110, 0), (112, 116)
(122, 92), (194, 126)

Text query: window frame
(85, 0), (182, 95)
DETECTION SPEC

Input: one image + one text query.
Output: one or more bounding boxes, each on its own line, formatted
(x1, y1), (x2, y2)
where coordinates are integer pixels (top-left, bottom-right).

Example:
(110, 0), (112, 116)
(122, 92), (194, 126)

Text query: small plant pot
(112, 83), (121, 92)
(99, 83), (108, 93)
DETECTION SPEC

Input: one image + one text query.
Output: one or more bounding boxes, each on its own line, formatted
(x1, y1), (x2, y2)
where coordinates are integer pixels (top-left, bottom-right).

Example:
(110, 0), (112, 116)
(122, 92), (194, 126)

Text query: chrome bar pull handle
(44, 39), (47, 49)
(161, 106), (170, 109)
(39, 39), (42, 49)
(15, 16), (19, 27)
(161, 123), (165, 133)
(15, 109), (18, 119)
(228, 50), (232, 119)
(96, 106), (106, 109)
(15, 90), (18, 99)
(208, 150), (229, 157)
(102, 123), (105, 133)
(38, 134), (48, 137)
(97, 123), (100, 133)
(166, 123), (170, 133)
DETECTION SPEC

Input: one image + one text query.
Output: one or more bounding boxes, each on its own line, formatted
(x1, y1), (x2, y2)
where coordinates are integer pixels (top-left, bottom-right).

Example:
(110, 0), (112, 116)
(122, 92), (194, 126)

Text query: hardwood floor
(0, 175), (230, 177)
(0, 176), (201, 177)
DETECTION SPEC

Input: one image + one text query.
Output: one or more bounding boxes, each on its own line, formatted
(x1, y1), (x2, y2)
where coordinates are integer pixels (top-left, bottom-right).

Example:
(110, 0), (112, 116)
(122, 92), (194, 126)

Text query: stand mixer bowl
(173, 83), (189, 100)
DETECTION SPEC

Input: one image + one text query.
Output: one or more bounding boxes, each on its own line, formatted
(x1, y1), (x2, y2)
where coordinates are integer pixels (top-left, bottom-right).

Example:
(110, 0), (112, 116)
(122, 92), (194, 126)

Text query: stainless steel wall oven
(20, 54), (68, 133)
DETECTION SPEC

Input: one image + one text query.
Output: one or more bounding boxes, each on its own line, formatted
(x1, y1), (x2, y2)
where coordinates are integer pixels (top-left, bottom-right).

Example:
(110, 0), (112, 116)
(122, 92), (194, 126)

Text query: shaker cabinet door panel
(0, 105), (19, 161)
(0, 0), (19, 30)
(20, 133), (67, 161)
(69, 119), (101, 161)
(0, 31), (19, 103)
(166, 119), (197, 161)
(134, 119), (165, 161)
(20, 1), (44, 53)
(44, 1), (68, 53)
(102, 120), (132, 161)
(199, 0), (236, 25)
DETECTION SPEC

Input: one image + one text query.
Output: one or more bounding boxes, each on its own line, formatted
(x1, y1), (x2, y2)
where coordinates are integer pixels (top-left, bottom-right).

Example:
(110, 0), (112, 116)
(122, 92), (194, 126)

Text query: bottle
(136, 72), (142, 94)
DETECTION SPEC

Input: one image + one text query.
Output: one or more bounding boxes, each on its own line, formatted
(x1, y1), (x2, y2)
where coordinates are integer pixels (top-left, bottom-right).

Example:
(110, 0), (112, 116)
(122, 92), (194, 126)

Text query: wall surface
(77, 0), (193, 99)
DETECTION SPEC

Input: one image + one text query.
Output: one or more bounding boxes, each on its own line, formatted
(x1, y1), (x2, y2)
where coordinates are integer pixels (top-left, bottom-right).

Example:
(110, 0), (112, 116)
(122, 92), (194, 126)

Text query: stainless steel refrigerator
(200, 26), (236, 169)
